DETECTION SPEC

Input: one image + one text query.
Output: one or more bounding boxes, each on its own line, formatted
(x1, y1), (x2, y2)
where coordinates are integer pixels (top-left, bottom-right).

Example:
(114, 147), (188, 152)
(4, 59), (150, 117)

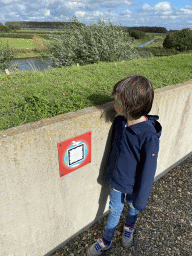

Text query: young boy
(87, 75), (162, 255)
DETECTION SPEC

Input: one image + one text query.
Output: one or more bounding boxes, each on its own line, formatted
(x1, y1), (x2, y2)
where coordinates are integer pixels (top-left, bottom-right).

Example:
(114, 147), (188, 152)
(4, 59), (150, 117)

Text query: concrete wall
(0, 79), (192, 256)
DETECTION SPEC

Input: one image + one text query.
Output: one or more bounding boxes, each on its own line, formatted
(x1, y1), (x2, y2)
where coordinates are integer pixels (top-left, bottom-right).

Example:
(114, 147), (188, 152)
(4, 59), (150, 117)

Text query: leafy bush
(163, 28), (192, 52)
(129, 30), (146, 39)
(0, 40), (14, 71)
(0, 25), (10, 32)
(46, 18), (154, 68)
(7, 24), (21, 31)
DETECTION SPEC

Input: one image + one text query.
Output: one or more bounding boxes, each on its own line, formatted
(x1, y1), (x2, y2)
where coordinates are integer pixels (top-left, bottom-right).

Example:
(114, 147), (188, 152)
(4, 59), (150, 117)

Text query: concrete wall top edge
(154, 79), (192, 93)
(0, 79), (191, 138)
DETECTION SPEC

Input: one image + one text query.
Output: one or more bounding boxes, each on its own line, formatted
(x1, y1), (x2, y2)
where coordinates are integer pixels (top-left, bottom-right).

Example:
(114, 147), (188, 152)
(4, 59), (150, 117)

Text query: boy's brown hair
(111, 75), (154, 120)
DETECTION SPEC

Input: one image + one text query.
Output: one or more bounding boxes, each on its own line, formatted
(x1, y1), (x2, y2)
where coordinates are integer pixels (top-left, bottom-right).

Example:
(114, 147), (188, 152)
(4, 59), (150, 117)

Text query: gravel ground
(50, 154), (192, 256)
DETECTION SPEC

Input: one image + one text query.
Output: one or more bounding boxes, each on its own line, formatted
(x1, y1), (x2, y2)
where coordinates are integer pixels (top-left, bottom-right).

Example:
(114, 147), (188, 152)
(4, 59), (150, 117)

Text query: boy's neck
(128, 116), (147, 127)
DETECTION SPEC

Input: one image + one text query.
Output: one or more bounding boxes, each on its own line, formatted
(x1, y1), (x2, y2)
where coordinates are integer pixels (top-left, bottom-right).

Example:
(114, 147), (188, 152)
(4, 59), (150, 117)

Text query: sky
(0, 0), (191, 31)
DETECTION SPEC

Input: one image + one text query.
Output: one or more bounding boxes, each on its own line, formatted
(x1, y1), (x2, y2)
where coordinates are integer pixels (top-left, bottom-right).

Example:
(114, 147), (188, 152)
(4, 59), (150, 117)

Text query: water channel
(10, 37), (162, 72)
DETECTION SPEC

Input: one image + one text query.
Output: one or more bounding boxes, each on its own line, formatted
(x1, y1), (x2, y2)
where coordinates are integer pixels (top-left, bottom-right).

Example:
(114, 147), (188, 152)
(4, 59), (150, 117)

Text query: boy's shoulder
(114, 114), (162, 138)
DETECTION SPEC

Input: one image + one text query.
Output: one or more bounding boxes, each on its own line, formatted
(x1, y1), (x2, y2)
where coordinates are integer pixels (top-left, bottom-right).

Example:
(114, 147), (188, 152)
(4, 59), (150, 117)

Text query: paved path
(49, 153), (192, 256)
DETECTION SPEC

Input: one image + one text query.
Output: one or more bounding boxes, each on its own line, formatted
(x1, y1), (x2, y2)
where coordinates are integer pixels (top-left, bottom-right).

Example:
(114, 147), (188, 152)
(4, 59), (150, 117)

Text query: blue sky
(0, 0), (191, 31)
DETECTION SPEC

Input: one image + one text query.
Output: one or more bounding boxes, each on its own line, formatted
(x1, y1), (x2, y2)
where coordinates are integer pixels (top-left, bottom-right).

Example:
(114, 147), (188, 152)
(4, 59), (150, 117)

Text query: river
(10, 57), (53, 72)
(10, 37), (162, 72)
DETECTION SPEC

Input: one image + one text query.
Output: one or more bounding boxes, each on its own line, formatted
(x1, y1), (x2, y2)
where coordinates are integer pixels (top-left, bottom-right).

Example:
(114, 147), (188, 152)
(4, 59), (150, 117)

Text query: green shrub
(7, 24), (21, 31)
(129, 30), (146, 39)
(163, 28), (192, 52)
(0, 25), (10, 32)
(46, 19), (154, 68)
(0, 40), (14, 71)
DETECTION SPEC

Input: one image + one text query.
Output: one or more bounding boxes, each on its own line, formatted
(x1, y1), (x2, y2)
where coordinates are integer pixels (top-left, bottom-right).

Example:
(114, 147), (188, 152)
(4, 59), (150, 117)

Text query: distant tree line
(120, 26), (168, 33)
(5, 21), (86, 29)
(169, 29), (179, 33)
(2, 21), (180, 34)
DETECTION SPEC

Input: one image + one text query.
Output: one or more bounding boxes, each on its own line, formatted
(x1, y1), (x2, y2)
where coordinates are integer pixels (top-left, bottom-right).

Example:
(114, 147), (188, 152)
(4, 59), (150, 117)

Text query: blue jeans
(103, 186), (139, 242)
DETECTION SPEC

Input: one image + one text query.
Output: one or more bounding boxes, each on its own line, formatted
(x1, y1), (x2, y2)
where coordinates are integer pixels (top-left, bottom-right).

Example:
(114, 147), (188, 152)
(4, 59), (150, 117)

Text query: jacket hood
(125, 115), (162, 139)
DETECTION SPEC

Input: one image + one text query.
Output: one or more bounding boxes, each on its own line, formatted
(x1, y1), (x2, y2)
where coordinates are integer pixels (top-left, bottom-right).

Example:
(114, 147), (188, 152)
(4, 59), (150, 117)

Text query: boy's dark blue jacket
(104, 114), (162, 212)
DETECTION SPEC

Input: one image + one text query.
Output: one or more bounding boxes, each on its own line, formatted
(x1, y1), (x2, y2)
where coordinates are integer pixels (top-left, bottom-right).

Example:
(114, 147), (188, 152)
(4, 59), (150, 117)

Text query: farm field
(0, 37), (34, 49)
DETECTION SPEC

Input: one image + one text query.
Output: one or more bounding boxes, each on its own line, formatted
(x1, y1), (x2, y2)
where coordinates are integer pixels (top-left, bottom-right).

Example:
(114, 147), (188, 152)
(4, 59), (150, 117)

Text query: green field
(0, 37), (34, 49)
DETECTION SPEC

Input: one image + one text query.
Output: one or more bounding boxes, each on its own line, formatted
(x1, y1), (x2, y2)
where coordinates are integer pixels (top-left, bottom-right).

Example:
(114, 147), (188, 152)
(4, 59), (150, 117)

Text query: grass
(0, 50), (192, 131)
(0, 38), (34, 49)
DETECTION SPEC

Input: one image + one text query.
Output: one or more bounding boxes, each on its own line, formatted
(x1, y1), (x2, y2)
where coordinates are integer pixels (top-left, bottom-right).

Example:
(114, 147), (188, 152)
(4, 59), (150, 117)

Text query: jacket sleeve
(133, 136), (160, 212)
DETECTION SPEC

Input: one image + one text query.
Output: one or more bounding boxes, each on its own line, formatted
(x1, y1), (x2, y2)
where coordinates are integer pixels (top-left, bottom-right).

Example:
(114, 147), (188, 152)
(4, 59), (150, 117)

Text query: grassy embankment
(0, 31), (192, 131)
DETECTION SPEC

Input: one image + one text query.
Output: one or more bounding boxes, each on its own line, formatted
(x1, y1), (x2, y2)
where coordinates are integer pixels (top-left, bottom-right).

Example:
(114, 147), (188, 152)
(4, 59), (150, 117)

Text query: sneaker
(87, 238), (112, 256)
(121, 226), (134, 247)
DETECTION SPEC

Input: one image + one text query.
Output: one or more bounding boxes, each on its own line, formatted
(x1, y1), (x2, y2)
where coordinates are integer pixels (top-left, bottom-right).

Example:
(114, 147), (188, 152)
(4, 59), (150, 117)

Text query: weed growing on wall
(46, 18), (154, 67)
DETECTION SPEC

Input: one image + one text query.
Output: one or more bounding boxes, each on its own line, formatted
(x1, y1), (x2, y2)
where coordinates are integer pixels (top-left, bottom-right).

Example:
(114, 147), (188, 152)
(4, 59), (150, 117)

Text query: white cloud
(159, 16), (167, 20)
(154, 2), (172, 12)
(18, 4), (26, 11)
(75, 11), (86, 17)
(29, 3), (39, 9)
(7, 11), (18, 16)
(92, 10), (104, 17)
(121, 9), (132, 15)
(119, 9), (132, 18)
(43, 9), (50, 16)
(1, 0), (18, 3)
(142, 4), (152, 11)
(65, 2), (86, 9)
(162, 11), (173, 15)
(181, 7), (192, 15)
(99, 0), (132, 8)
(142, 2), (171, 12)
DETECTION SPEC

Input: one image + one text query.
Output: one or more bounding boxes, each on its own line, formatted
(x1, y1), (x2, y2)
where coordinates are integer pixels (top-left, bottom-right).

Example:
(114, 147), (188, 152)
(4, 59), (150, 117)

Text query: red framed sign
(58, 132), (91, 177)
